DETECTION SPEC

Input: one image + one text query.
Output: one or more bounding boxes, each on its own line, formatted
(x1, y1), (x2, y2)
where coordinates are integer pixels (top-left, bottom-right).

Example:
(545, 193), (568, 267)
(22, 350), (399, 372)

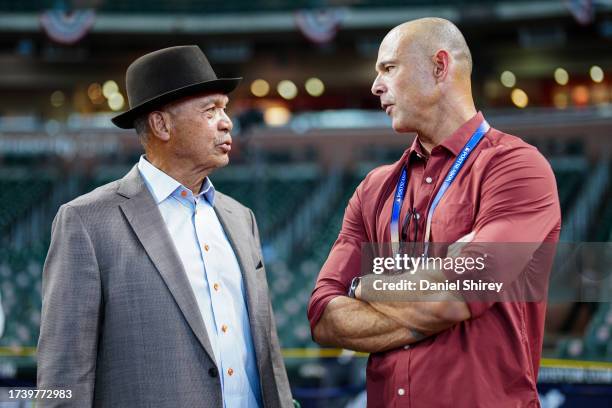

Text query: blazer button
(208, 367), (218, 378)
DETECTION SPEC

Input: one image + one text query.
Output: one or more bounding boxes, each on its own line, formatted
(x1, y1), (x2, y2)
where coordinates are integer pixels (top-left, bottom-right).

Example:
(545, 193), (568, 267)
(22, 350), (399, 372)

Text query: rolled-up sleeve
(307, 182), (368, 330)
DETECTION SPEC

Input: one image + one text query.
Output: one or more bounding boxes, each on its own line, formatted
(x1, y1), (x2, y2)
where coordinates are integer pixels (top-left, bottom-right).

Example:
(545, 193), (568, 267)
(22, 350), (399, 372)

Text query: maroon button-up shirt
(307, 112), (561, 407)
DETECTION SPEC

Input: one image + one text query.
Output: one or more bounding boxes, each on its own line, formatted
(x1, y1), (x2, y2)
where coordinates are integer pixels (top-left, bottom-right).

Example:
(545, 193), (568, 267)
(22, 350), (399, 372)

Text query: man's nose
(219, 111), (233, 132)
(371, 75), (386, 96)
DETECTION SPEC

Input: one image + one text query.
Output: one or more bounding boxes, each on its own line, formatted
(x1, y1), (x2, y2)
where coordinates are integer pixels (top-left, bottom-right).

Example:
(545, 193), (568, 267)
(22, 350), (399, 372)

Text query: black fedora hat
(111, 45), (242, 129)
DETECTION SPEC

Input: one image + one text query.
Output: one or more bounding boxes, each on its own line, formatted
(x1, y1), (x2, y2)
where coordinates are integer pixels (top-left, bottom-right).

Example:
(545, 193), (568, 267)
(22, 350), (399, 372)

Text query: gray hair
(133, 112), (150, 148)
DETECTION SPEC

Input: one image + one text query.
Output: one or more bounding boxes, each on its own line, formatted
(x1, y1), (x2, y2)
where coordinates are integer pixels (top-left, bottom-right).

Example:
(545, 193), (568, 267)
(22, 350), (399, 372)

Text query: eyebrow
(200, 95), (229, 108)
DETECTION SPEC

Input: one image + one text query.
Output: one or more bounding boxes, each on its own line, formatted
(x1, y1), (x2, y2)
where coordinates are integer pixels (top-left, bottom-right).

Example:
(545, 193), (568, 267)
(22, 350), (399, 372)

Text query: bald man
(308, 18), (560, 407)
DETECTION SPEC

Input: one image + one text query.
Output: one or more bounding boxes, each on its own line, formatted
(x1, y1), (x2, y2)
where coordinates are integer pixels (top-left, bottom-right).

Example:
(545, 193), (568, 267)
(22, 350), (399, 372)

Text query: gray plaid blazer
(37, 165), (293, 408)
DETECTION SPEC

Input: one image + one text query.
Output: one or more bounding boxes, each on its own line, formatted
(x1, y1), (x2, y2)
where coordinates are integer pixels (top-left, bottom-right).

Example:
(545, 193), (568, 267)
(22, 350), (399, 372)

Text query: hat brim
(111, 77), (242, 129)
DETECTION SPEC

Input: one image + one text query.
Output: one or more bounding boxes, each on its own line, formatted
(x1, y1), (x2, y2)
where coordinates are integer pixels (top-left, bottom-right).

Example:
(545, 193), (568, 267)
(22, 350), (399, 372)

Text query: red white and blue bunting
(295, 8), (346, 44)
(39, 9), (96, 45)
(565, 0), (594, 26)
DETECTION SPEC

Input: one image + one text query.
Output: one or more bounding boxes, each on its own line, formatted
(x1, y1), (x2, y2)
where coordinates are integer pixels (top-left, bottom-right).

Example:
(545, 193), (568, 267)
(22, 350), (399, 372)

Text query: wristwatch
(347, 276), (361, 298)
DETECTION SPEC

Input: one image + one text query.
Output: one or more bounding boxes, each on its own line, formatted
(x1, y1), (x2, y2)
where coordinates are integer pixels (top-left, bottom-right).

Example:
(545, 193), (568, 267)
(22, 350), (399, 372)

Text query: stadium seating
(212, 177), (318, 239)
(556, 303), (612, 361)
(0, 241), (47, 348)
(270, 174), (361, 349)
(590, 163), (612, 241)
(554, 169), (584, 214)
(0, 177), (53, 232)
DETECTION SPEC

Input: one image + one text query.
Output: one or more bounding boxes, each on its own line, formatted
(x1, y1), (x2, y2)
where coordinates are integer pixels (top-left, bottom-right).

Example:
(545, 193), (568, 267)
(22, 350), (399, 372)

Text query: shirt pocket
(430, 202), (475, 242)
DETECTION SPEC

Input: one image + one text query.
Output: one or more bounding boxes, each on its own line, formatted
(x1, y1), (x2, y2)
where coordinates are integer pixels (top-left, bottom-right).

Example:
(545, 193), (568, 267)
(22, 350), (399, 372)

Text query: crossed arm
(312, 239), (472, 353)
(313, 295), (470, 353)
(311, 206), (475, 353)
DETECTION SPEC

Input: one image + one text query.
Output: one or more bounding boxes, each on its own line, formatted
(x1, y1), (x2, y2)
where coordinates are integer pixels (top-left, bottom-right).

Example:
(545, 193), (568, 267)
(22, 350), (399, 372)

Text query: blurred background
(0, 0), (611, 407)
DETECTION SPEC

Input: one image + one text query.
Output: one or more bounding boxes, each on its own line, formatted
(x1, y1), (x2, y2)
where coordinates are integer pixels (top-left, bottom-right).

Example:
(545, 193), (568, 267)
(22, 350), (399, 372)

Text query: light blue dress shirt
(138, 155), (262, 408)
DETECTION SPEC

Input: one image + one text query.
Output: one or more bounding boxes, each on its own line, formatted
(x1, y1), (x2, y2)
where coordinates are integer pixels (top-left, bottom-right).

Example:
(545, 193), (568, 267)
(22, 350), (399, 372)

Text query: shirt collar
(439, 111), (485, 156)
(137, 155), (216, 206)
(406, 111), (485, 159)
(199, 177), (216, 206)
(407, 135), (428, 160)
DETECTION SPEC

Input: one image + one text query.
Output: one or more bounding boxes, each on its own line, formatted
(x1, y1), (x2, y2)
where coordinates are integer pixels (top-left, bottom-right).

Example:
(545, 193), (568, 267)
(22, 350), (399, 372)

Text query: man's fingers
(456, 231), (475, 243)
(447, 231), (475, 257)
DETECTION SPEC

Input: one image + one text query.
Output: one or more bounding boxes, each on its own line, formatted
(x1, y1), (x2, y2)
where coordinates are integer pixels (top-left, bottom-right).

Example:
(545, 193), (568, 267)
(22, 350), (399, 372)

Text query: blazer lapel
(213, 195), (270, 372)
(117, 166), (216, 363)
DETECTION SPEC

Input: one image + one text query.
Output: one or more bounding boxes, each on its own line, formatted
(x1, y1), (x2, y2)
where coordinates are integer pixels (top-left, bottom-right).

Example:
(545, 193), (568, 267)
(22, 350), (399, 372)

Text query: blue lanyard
(390, 120), (490, 257)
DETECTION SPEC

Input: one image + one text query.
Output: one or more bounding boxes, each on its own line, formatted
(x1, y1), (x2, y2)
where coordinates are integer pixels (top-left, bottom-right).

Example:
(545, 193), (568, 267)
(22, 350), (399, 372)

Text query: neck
(146, 153), (210, 194)
(416, 102), (477, 154)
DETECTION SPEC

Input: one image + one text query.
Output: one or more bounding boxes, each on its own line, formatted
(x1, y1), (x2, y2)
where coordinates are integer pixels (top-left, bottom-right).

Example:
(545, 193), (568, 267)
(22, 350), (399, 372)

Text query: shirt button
(213, 283), (220, 291)
(221, 324), (228, 333)
(403, 345), (410, 350)
(398, 388), (405, 396)
(204, 244), (210, 252)
(425, 177), (433, 184)
(227, 368), (234, 376)
(180, 190), (187, 197)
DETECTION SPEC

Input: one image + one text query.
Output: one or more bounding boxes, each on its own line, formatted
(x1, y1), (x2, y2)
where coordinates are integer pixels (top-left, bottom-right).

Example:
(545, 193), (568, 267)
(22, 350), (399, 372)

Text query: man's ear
(432, 49), (450, 82)
(148, 111), (171, 142)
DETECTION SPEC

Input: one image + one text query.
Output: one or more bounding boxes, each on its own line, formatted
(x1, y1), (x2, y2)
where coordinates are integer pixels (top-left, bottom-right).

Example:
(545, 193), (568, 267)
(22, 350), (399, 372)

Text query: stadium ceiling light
(250, 79), (270, 97)
(591, 83), (608, 105)
(511, 88), (528, 108)
(102, 80), (119, 99)
(108, 92), (125, 111)
(305, 77), (325, 97)
(552, 90), (569, 109)
(87, 83), (102, 101)
(571, 85), (589, 106)
(589, 65), (604, 83)
(554, 68), (569, 86)
(264, 106), (291, 126)
(277, 80), (298, 100)
(500, 71), (516, 88)
(50, 90), (65, 108)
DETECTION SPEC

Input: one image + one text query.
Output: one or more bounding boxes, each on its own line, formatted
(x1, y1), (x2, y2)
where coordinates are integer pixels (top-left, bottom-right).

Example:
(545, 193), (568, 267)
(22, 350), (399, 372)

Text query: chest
(372, 152), (484, 244)
(158, 200), (247, 302)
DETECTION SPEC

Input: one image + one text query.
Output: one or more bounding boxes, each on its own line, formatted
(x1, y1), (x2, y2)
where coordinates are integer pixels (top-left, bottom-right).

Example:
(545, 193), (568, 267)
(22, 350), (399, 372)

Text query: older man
(308, 18), (560, 407)
(38, 46), (293, 408)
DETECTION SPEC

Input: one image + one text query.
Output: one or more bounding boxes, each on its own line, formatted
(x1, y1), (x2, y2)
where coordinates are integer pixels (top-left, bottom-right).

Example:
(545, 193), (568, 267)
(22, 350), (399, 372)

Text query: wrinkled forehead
(168, 92), (229, 112)
(193, 92), (229, 106)
(377, 29), (426, 70)
(377, 28), (418, 64)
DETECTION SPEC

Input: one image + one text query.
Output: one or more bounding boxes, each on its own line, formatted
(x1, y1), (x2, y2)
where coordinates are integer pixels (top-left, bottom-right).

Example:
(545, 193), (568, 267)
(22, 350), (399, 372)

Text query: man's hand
(312, 232), (476, 352)
(447, 231), (475, 257)
(312, 296), (417, 353)
(355, 231), (476, 335)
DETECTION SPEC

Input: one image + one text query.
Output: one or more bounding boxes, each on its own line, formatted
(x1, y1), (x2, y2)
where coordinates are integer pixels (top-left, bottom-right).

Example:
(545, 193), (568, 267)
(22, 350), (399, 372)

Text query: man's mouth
(382, 104), (394, 115)
(217, 140), (232, 153)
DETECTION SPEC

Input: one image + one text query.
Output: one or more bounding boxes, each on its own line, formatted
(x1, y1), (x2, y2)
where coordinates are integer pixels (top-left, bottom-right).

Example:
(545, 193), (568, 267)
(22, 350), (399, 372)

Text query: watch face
(349, 276), (360, 297)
